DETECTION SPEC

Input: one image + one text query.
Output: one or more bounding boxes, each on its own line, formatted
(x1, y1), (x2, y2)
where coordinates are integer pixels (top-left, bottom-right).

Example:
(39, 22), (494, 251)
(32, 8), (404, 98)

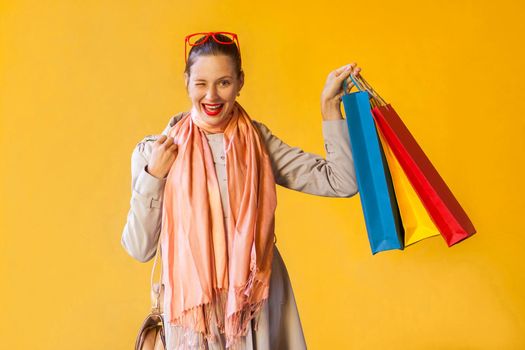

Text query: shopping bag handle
(343, 73), (388, 107)
(343, 74), (365, 95)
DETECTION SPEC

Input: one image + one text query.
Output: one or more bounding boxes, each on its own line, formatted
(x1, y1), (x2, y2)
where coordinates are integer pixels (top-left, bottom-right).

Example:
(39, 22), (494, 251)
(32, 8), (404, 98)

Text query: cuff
(133, 165), (167, 200)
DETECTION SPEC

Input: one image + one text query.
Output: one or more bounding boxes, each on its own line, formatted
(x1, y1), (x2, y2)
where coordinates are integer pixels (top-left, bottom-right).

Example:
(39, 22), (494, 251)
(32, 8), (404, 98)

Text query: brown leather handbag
(135, 238), (167, 350)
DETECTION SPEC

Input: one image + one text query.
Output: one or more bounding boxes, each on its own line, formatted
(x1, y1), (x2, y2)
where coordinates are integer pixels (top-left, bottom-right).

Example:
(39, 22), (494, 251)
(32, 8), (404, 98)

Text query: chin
(203, 106), (233, 122)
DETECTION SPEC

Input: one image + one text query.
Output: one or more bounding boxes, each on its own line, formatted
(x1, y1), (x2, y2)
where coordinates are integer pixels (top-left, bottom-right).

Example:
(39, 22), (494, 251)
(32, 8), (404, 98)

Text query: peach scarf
(160, 101), (277, 349)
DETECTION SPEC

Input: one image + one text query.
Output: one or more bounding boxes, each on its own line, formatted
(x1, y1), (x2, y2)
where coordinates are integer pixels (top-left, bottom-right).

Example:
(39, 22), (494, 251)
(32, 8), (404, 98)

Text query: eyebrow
(194, 75), (233, 82)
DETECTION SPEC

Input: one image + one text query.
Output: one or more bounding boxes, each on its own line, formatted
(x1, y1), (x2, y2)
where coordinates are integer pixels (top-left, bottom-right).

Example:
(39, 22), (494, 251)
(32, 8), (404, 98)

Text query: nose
(206, 85), (219, 100)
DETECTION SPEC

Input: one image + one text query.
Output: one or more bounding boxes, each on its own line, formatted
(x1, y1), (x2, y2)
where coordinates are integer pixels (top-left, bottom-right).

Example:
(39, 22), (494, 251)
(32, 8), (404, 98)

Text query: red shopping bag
(372, 105), (475, 245)
(353, 75), (476, 246)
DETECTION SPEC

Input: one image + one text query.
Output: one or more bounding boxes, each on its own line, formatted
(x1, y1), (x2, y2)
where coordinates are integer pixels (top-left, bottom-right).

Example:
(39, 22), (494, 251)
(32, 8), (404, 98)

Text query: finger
(337, 65), (357, 82)
(334, 63), (354, 77)
(155, 135), (167, 144)
(345, 80), (355, 93)
(343, 73), (356, 86)
(163, 136), (174, 146)
(339, 75), (355, 95)
(334, 62), (356, 77)
(339, 64), (361, 81)
(342, 67), (363, 92)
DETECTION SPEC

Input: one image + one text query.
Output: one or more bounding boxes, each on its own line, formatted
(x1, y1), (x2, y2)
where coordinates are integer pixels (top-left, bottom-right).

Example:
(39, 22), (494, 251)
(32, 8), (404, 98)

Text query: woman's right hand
(146, 135), (178, 179)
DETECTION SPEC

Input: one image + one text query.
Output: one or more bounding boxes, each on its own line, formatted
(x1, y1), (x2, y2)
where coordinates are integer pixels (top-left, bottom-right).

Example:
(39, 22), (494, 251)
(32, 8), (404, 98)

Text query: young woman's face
(185, 54), (243, 128)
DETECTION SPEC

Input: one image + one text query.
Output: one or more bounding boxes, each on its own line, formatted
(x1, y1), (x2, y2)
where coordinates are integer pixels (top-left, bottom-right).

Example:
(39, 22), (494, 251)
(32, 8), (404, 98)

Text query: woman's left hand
(320, 63), (361, 120)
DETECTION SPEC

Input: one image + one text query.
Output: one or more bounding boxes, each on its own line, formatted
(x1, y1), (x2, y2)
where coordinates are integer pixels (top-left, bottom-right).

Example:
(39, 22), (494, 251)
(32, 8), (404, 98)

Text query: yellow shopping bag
(376, 127), (440, 246)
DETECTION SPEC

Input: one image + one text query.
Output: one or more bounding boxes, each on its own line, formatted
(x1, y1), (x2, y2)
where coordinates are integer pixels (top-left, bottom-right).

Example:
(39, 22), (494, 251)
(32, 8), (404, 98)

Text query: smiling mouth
(202, 103), (224, 116)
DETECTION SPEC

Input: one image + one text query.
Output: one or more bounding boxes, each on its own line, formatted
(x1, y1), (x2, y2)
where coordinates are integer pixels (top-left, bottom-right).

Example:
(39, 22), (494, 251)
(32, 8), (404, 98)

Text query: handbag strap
(150, 231), (163, 311)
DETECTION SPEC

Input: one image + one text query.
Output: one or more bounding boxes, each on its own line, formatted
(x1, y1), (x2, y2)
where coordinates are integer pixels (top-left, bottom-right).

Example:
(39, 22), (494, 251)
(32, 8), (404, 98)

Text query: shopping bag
(354, 75), (476, 246)
(376, 125), (440, 246)
(341, 90), (404, 254)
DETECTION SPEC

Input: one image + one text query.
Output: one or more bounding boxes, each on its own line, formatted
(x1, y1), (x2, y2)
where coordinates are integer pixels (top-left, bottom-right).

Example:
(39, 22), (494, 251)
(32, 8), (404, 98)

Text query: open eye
(220, 80), (231, 86)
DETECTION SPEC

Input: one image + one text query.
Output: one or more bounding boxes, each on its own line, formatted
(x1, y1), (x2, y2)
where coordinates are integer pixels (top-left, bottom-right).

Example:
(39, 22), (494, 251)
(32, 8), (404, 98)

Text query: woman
(121, 32), (360, 350)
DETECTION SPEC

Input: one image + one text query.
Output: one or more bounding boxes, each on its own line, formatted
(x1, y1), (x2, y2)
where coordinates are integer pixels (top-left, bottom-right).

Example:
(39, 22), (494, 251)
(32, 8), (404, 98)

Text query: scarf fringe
(169, 287), (228, 349)
(168, 283), (268, 350)
(225, 293), (267, 349)
(225, 266), (268, 349)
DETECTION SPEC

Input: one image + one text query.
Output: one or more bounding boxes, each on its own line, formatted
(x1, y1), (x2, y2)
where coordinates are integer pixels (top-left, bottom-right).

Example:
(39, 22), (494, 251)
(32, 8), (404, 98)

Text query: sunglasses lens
(187, 34), (208, 46)
(213, 33), (235, 44)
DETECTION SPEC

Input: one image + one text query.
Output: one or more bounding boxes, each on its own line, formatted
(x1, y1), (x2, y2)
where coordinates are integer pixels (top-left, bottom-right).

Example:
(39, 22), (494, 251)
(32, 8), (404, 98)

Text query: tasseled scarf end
(168, 281), (269, 350)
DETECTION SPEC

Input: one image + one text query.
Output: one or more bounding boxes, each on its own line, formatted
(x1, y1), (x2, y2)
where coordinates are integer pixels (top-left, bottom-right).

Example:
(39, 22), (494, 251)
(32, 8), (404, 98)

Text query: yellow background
(1, 0), (524, 349)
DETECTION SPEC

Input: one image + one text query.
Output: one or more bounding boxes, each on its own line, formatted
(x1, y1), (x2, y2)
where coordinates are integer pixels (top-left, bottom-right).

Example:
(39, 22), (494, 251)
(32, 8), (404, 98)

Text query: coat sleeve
(120, 113), (184, 262)
(120, 140), (167, 262)
(253, 119), (358, 197)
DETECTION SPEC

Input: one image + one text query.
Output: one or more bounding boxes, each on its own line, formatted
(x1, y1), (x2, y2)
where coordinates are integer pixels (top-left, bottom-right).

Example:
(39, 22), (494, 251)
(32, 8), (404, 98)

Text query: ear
(184, 73), (189, 92)
(238, 70), (245, 91)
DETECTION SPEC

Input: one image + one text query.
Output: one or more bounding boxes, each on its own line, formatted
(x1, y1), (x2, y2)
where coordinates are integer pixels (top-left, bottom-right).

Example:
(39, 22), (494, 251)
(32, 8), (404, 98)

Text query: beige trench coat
(121, 112), (358, 349)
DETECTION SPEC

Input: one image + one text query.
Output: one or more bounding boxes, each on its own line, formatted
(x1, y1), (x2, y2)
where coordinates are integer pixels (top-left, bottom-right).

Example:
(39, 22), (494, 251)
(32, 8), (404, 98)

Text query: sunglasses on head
(184, 31), (241, 64)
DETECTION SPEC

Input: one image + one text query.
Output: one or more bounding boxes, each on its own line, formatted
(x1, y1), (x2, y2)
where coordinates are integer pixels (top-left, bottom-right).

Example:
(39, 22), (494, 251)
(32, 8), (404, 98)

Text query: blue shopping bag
(342, 90), (404, 254)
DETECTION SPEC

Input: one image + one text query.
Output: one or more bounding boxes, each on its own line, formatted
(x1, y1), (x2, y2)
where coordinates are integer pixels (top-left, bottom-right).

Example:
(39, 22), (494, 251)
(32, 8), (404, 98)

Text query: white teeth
(204, 104), (223, 111)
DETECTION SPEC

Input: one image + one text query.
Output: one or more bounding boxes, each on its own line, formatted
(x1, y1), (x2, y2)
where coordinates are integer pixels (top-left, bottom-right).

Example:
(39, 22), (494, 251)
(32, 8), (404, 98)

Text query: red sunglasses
(184, 31), (241, 64)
